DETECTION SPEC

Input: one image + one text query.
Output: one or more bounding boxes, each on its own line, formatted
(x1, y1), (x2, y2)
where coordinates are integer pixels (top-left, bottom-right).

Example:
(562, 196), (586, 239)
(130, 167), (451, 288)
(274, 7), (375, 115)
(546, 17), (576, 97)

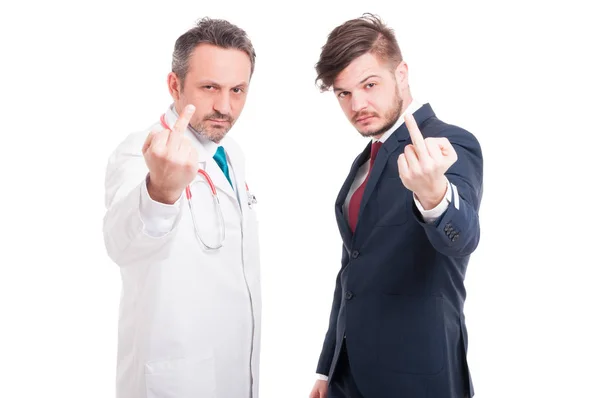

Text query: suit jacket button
(351, 250), (359, 259)
(345, 291), (354, 300)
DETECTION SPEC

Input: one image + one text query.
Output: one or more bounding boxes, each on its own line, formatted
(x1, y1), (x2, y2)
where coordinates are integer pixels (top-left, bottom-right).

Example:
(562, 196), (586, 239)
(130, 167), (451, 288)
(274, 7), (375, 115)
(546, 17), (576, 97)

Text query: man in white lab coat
(103, 17), (261, 398)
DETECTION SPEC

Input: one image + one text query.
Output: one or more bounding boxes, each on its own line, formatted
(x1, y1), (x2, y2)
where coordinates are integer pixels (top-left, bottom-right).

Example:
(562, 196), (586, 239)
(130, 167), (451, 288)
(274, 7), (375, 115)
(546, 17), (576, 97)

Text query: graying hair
(172, 17), (256, 87)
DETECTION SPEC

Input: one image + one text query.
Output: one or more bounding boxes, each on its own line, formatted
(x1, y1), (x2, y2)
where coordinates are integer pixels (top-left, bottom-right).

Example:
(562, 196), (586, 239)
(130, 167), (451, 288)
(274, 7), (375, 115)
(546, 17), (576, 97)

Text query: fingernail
(186, 104), (195, 114)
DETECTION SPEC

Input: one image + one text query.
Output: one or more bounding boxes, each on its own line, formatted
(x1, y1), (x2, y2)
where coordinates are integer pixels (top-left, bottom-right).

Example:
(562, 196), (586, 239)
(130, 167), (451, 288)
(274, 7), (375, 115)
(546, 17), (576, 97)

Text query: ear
(167, 72), (182, 101)
(394, 61), (408, 87)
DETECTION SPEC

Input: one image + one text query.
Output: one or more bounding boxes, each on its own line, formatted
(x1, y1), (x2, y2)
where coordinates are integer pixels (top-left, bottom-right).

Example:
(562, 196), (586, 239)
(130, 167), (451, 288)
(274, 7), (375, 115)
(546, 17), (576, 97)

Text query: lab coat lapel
(203, 158), (239, 204)
(221, 136), (247, 211)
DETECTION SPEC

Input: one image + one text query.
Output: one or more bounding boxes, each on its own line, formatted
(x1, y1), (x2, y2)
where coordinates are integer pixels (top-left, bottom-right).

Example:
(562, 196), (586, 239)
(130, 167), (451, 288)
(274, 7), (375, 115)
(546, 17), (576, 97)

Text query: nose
(350, 92), (367, 113)
(213, 91), (232, 116)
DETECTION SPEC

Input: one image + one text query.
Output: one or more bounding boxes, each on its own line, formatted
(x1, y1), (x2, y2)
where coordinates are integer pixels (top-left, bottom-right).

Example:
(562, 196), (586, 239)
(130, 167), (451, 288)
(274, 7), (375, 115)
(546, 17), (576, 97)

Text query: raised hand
(397, 113), (458, 209)
(143, 104), (199, 204)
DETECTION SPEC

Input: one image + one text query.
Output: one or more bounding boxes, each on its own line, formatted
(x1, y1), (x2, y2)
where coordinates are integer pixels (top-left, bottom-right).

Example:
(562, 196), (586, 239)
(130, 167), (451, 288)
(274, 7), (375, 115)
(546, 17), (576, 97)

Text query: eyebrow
(197, 81), (220, 87)
(333, 74), (381, 92)
(197, 81), (248, 88)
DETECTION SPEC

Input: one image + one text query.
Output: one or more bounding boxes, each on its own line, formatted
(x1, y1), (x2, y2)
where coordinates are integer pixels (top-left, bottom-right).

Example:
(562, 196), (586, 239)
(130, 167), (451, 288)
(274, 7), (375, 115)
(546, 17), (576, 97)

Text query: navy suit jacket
(316, 104), (483, 398)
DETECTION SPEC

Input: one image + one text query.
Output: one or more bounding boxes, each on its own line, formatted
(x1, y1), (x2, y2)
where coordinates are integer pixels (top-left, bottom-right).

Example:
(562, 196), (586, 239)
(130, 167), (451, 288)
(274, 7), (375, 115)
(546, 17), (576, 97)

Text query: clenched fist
(142, 104), (199, 204)
(397, 113), (458, 210)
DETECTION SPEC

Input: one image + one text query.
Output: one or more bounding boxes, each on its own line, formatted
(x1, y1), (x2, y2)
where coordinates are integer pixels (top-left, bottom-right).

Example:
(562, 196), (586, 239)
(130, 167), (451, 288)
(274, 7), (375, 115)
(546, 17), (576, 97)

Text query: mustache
(204, 112), (233, 123)
(353, 111), (378, 123)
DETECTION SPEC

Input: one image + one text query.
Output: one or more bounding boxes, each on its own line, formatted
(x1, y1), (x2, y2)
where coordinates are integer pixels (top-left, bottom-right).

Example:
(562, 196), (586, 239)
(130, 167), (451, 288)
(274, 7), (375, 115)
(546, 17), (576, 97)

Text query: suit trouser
(329, 339), (365, 398)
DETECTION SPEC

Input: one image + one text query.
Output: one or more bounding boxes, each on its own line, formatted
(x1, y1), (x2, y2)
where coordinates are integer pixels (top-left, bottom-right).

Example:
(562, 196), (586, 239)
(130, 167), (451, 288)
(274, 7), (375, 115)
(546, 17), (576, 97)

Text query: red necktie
(348, 141), (382, 233)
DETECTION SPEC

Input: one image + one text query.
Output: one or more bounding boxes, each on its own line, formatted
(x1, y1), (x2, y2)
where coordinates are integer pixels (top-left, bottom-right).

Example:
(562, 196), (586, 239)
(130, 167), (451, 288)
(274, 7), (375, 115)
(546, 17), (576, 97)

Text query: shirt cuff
(139, 174), (182, 237)
(316, 374), (328, 381)
(414, 177), (452, 223)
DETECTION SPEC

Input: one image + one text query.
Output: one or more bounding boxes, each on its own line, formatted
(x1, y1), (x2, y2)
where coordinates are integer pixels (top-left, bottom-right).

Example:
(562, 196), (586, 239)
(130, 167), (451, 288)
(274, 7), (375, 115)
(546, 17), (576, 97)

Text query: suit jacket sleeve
(413, 128), (484, 258)
(316, 245), (349, 375)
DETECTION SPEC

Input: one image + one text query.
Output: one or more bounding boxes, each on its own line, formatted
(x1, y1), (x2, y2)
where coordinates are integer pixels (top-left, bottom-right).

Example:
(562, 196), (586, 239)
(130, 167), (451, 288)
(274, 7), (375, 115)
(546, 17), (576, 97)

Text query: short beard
(357, 85), (403, 138)
(190, 111), (234, 143)
(193, 124), (230, 143)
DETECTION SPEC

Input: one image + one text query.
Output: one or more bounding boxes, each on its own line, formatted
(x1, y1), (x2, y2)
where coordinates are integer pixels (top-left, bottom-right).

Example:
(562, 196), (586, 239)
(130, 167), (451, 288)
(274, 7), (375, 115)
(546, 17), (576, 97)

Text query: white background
(1, 0), (599, 397)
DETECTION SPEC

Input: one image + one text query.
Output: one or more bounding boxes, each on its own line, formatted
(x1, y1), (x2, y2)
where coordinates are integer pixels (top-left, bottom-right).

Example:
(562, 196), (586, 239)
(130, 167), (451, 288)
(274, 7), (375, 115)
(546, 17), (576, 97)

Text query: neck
(400, 90), (413, 116)
(171, 102), (183, 118)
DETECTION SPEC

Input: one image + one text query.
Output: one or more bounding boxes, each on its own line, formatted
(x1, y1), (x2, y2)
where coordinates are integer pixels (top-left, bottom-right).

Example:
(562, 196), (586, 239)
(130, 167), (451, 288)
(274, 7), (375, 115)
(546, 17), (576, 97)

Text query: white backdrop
(1, 0), (599, 397)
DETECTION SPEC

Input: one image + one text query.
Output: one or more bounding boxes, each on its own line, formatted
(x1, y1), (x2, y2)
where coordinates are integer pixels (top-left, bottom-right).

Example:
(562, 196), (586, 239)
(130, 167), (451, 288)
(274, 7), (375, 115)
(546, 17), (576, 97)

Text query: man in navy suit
(309, 13), (484, 398)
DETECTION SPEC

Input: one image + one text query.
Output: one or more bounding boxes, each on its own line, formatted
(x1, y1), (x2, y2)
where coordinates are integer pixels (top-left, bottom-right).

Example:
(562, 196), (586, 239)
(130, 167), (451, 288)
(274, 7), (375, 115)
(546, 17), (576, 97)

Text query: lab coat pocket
(144, 355), (216, 398)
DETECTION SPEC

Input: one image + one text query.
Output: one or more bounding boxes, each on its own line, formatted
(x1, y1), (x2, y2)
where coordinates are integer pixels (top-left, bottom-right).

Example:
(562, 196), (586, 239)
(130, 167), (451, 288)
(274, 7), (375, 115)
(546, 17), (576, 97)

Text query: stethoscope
(159, 114), (257, 250)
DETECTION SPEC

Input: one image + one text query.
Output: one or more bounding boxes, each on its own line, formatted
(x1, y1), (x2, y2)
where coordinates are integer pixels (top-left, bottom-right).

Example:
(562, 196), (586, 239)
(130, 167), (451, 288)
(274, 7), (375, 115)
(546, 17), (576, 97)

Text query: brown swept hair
(315, 13), (402, 92)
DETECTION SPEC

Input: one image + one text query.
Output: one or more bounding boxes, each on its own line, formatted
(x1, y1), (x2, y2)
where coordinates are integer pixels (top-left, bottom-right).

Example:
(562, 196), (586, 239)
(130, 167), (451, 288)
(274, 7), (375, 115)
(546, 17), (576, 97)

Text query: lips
(356, 115), (374, 123)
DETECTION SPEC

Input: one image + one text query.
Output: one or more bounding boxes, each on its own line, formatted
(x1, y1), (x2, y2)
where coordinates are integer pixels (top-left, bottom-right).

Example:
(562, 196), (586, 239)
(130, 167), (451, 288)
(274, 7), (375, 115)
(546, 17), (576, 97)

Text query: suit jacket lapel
(353, 138), (402, 238)
(336, 144), (371, 251)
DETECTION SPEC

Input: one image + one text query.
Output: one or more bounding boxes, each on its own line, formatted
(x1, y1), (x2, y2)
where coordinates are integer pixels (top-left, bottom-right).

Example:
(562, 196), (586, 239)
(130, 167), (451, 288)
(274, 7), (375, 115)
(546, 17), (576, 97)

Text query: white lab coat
(103, 107), (261, 398)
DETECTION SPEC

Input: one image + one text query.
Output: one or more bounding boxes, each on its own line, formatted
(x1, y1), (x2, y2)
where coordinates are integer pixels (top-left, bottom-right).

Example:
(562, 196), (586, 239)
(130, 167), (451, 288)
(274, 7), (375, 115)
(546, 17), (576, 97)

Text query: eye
(365, 82), (375, 89)
(338, 91), (350, 99)
(203, 85), (216, 90)
(232, 87), (245, 94)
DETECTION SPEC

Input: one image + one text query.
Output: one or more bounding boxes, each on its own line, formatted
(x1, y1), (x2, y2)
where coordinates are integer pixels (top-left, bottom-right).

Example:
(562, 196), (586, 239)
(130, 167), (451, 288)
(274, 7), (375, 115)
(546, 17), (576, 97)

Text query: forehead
(187, 43), (251, 85)
(334, 52), (388, 89)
